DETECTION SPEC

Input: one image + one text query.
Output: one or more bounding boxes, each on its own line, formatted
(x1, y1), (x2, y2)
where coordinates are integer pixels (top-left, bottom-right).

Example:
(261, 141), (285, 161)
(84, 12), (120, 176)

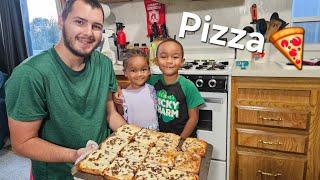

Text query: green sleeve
(5, 65), (47, 121)
(180, 77), (205, 109)
(107, 57), (118, 92)
(147, 74), (162, 86)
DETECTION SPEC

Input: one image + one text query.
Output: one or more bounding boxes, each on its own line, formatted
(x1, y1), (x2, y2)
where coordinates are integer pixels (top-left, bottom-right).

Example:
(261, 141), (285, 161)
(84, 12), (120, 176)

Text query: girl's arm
(180, 107), (199, 139)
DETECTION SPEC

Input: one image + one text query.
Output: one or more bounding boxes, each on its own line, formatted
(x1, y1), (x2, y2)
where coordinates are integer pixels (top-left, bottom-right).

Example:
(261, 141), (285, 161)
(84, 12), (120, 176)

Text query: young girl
(116, 49), (158, 130)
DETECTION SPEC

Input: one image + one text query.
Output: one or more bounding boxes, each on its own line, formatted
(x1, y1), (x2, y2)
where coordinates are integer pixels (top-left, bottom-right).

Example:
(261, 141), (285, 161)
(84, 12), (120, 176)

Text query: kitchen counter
(114, 61), (320, 78)
(113, 64), (124, 75)
(232, 61), (320, 78)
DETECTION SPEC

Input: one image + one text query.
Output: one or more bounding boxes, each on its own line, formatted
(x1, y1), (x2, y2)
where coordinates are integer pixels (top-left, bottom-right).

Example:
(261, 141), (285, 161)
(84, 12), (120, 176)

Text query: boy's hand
(113, 88), (123, 105)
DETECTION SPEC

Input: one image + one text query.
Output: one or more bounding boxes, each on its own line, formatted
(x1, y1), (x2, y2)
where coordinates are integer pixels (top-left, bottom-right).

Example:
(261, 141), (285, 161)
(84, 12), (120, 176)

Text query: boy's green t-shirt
(5, 48), (117, 179)
(148, 74), (204, 136)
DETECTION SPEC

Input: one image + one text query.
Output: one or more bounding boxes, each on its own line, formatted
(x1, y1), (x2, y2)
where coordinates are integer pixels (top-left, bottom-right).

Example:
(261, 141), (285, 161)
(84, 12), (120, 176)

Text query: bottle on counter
(133, 43), (140, 50)
(149, 38), (163, 65)
(140, 43), (149, 61)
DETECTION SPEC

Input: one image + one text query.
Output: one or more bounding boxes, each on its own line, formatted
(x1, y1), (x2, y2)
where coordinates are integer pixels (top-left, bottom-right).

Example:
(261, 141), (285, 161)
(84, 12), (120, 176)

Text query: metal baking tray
(72, 142), (213, 180)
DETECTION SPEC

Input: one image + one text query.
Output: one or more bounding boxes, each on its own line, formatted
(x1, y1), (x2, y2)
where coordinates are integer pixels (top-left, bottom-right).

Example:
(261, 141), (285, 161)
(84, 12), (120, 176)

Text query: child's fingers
(113, 91), (123, 105)
(117, 87), (123, 97)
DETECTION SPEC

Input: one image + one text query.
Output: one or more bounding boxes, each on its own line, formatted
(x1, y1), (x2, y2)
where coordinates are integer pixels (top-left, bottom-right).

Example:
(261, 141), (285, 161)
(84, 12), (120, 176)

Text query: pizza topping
(289, 49), (297, 57)
(281, 39), (288, 48)
(291, 36), (302, 46)
(295, 59), (301, 64)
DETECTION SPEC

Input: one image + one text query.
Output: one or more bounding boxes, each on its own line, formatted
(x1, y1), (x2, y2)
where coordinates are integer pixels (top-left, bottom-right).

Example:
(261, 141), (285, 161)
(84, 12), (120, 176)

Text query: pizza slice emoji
(270, 27), (304, 70)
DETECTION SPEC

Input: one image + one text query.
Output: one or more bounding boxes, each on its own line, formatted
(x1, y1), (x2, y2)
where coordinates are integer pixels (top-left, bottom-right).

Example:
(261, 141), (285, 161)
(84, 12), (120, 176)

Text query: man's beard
(62, 28), (100, 58)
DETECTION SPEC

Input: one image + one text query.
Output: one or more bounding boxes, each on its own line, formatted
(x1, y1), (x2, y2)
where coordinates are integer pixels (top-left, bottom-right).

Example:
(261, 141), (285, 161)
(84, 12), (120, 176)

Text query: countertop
(113, 61), (320, 78)
(232, 61), (320, 78)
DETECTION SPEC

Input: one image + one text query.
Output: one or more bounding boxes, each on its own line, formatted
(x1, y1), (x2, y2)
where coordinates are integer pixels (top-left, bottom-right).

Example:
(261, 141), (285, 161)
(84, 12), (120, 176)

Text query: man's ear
(58, 16), (64, 29)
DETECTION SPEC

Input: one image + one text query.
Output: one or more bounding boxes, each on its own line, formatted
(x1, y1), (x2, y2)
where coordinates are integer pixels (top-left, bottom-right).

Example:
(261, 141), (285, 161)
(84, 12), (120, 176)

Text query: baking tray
(72, 142), (213, 180)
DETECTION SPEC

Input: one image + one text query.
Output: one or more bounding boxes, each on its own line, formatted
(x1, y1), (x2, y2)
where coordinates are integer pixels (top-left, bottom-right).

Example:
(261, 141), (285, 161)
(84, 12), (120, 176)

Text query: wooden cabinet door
(237, 151), (306, 180)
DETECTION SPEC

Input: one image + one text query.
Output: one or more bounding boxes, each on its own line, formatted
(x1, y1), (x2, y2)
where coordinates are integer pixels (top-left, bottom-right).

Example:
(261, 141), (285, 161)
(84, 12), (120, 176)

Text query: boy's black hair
(62, 0), (104, 21)
(156, 38), (184, 58)
(122, 49), (148, 70)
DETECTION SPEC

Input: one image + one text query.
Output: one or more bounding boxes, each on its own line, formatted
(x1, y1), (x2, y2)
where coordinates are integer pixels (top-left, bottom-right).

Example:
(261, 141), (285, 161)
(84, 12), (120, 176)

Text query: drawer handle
(258, 140), (283, 145)
(259, 116), (283, 121)
(257, 170), (282, 177)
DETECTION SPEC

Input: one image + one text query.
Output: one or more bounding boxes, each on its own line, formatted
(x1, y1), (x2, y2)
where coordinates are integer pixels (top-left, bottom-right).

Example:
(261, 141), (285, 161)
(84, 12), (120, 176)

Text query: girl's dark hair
(62, 0), (104, 21)
(156, 38), (184, 58)
(122, 49), (148, 70)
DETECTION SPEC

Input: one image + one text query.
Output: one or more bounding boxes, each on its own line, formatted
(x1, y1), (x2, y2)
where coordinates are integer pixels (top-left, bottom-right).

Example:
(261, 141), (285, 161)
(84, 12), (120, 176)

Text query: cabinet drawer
(237, 107), (309, 129)
(237, 151), (306, 180)
(237, 128), (307, 153)
(237, 88), (311, 104)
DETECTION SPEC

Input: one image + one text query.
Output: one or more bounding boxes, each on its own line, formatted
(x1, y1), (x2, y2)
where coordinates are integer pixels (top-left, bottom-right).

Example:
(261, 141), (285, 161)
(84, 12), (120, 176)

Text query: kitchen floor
(0, 138), (30, 180)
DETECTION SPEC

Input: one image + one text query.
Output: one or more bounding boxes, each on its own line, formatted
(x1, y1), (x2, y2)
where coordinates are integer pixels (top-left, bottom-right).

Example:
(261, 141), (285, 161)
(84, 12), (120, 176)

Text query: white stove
(181, 48), (233, 180)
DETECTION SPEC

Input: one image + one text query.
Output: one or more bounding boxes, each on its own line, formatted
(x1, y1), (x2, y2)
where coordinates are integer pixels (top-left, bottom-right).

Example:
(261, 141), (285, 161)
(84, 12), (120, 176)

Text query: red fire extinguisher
(116, 22), (126, 48)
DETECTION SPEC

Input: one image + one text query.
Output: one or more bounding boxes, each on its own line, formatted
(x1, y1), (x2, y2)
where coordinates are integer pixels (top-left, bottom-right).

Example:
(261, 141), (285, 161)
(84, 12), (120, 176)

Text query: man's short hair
(156, 38), (184, 58)
(62, 0), (104, 21)
(122, 49), (148, 70)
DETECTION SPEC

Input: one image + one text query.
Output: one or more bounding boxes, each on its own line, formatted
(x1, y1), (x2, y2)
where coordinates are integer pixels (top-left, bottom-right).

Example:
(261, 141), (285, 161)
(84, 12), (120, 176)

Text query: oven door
(197, 92), (227, 161)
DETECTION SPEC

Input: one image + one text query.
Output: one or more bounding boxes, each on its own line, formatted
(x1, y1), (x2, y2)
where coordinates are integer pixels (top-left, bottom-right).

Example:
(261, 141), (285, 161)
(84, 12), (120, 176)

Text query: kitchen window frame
(291, 2), (320, 51)
(291, 18), (320, 51)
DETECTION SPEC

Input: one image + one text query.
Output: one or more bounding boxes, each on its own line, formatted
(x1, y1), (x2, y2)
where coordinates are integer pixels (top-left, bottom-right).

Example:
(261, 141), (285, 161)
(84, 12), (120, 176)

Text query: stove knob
(208, 79), (217, 88)
(195, 79), (204, 88)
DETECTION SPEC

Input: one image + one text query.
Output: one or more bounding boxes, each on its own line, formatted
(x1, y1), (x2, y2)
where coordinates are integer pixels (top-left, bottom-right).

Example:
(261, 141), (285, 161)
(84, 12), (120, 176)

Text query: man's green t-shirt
(5, 48), (117, 179)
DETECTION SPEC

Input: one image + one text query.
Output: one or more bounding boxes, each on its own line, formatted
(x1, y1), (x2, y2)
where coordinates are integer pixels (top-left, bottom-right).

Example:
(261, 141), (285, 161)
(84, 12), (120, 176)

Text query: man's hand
(74, 140), (99, 164)
(113, 88), (123, 105)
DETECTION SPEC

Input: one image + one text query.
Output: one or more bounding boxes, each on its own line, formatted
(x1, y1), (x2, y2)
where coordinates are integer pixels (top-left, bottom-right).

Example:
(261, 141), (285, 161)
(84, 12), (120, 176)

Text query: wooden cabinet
(230, 77), (320, 180)
(116, 75), (130, 89)
(238, 151), (306, 180)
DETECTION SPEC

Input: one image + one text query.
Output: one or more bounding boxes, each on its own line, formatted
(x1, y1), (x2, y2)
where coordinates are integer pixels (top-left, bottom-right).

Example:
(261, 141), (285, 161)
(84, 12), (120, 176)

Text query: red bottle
(116, 23), (126, 48)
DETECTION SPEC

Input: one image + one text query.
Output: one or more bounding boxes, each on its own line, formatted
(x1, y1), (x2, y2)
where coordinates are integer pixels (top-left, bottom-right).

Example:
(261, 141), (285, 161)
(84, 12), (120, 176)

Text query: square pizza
(119, 142), (149, 162)
(174, 151), (202, 174)
(76, 149), (117, 175)
(114, 124), (142, 140)
(169, 169), (199, 180)
(145, 146), (178, 168)
(155, 132), (181, 150)
(100, 136), (129, 154)
(134, 163), (170, 180)
(103, 157), (140, 180)
(134, 129), (162, 146)
(181, 137), (208, 157)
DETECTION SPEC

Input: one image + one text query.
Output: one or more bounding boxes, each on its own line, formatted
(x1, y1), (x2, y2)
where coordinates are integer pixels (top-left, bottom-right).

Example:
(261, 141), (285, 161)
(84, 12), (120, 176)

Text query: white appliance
(180, 48), (234, 180)
(183, 74), (228, 180)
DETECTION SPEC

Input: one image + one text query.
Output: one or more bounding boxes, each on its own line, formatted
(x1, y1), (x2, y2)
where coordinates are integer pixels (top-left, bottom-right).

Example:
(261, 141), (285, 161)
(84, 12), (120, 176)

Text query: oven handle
(204, 97), (223, 104)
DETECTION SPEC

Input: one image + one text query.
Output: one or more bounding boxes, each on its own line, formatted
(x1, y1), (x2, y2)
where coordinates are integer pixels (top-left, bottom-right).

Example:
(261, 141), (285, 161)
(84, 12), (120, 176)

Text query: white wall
(105, 0), (292, 46)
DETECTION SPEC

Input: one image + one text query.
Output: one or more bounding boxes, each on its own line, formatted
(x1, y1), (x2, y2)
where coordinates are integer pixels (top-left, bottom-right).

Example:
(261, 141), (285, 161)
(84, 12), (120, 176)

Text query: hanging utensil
(250, 4), (258, 24)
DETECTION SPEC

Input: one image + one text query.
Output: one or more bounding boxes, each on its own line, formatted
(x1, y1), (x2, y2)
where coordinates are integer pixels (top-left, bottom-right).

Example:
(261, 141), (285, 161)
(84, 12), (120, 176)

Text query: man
(5, 0), (126, 179)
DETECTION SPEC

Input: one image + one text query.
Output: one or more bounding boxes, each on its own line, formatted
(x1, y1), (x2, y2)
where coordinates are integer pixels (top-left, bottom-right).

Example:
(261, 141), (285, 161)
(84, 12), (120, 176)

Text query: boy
(148, 38), (204, 138)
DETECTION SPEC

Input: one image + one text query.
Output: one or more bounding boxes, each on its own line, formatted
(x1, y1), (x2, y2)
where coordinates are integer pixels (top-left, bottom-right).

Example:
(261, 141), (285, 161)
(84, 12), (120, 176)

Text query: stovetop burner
(180, 60), (228, 71)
